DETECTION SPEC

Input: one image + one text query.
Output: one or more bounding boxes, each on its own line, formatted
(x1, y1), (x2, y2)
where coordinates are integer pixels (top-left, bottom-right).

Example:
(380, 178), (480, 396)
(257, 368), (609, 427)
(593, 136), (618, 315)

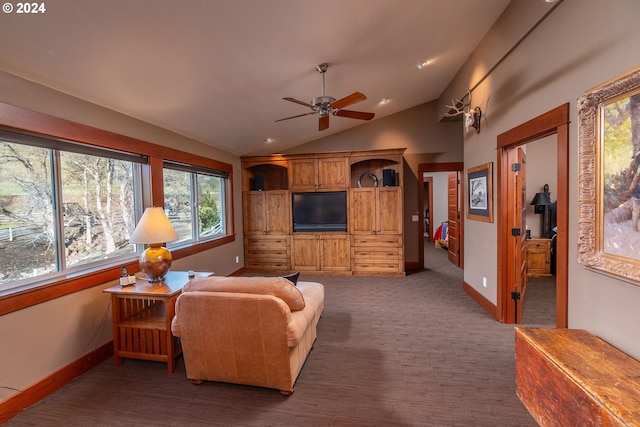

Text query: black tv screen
(292, 191), (347, 232)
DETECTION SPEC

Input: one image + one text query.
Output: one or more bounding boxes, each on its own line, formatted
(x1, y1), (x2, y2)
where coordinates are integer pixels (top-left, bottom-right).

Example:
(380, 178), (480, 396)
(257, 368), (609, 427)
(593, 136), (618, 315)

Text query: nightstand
(103, 270), (211, 373)
(526, 238), (552, 278)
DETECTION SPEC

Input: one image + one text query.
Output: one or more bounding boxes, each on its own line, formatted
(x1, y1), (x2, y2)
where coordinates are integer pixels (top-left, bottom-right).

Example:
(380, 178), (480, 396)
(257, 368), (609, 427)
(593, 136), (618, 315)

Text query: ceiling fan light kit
(275, 63), (375, 131)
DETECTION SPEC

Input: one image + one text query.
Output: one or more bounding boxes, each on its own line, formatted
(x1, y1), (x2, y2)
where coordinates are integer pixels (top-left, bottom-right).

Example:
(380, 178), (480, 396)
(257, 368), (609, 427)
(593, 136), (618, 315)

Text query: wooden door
(320, 235), (351, 271)
(447, 172), (460, 267)
(350, 188), (375, 234)
(514, 148), (528, 323)
(243, 191), (266, 234)
(317, 157), (348, 189)
(289, 159), (317, 190)
(264, 190), (290, 234)
(291, 234), (320, 270)
(377, 187), (402, 234)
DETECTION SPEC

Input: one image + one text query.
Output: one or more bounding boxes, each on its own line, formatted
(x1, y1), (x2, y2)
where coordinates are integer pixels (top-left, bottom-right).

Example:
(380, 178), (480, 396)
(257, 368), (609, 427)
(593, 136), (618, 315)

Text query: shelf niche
(245, 163), (288, 191)
(350, 158), (400, 188)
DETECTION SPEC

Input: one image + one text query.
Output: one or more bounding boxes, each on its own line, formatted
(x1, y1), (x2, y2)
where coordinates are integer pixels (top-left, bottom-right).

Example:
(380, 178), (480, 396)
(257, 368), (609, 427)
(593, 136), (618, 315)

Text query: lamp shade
(530, 192), (552, 207)
(130, 207), (177, 283)
(130, 207), (178, 244)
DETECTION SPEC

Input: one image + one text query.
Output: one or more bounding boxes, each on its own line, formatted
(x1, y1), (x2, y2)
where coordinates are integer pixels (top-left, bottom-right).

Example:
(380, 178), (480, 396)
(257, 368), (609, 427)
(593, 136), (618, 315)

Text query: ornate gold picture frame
(577, 66), (640, 283)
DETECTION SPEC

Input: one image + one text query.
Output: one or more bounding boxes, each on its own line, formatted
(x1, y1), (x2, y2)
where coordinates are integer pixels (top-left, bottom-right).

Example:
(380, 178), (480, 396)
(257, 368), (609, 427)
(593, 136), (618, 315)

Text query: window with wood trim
(163, 162), (229, 246)
(0, 101), (234, 312)
(0, 130), (144, 292)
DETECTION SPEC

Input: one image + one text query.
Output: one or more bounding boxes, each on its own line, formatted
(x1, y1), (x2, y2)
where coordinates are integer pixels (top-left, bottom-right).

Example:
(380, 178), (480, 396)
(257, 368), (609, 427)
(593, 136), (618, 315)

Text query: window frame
(163, 161), (229, 246)
(0, 130), (147, 288)
(0, 102), (234, 316)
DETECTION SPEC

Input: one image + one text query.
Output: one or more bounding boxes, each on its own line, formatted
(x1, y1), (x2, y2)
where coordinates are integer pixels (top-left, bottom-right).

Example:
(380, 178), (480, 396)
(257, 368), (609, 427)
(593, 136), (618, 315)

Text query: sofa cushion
(183, 276), (305, 311)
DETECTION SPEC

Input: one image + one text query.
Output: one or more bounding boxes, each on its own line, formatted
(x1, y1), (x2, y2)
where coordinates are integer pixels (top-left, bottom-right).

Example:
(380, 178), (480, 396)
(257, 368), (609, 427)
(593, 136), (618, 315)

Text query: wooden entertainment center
(241, 148), (405, 276)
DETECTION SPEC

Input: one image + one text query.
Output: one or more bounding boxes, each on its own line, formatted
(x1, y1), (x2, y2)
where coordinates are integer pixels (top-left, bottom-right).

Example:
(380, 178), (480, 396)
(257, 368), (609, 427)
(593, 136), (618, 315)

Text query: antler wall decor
(444, 88), (482, 133)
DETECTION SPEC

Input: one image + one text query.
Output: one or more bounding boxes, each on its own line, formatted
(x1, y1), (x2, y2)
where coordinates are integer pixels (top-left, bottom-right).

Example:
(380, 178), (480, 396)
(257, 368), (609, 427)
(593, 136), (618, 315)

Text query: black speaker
(252, 174), (265, 191)
(382, 169), (396, 186)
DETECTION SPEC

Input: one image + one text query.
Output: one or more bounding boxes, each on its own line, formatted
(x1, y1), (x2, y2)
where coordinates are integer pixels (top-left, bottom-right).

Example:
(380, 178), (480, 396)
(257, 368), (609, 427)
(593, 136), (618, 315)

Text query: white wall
(443, 0), (640, 358)
(424, 172), (450, 235)
(525, 135), (557, 238)
(0, 71), (245, 402)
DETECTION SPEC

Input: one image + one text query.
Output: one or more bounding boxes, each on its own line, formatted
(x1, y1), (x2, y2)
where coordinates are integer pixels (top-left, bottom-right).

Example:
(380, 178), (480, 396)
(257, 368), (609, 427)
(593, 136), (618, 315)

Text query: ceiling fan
(275, 63), (375, 131)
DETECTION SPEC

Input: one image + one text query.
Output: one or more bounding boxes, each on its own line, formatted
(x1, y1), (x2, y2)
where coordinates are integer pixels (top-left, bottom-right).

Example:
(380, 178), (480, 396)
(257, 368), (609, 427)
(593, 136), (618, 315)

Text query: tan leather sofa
(171, 276), (324, 395)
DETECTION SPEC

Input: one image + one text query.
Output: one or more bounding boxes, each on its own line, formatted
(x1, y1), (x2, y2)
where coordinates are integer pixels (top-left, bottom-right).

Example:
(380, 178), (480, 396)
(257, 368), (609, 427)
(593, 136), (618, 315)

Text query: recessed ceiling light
(416, 58), (436, 70)
(264, 138), (274, 144)
(380, 98), (390, 104)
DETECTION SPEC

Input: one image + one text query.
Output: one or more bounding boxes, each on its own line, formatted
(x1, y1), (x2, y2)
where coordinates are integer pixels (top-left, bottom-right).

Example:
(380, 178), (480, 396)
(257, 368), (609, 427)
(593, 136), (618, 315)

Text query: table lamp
(129, 207), (178, 283)
(530, 184), (553, 237)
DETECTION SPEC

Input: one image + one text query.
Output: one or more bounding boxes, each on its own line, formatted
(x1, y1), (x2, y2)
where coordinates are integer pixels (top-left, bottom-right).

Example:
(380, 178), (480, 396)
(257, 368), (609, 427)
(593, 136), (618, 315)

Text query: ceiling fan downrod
(316, 63), (328, 97)
(312, 63), (335, 111)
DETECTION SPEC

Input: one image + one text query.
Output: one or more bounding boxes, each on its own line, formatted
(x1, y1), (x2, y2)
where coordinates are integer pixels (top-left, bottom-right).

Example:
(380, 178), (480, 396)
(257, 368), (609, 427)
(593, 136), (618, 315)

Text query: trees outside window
(163, 168), (193, 243)
(0, 142), (56, 284)
(0, 139), (140, 290)
(164, 165), (226, 247)
(60, 152), (136, 267)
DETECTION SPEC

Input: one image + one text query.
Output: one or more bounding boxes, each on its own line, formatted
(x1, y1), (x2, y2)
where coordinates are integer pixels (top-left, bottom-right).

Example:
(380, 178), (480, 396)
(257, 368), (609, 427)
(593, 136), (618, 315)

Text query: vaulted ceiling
(0, 0), (511, 156)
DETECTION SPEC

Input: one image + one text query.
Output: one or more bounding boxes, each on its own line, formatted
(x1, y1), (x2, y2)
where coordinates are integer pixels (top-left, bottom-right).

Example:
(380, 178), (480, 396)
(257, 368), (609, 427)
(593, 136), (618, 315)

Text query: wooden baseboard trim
(0, 341), (113, 424)
(463, 280), (499, 320)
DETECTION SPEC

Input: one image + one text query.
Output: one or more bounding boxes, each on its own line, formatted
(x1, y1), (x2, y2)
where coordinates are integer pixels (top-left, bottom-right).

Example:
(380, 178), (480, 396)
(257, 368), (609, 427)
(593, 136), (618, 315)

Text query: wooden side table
(526, 237), (552, 278)
(103, 271), (211, 373)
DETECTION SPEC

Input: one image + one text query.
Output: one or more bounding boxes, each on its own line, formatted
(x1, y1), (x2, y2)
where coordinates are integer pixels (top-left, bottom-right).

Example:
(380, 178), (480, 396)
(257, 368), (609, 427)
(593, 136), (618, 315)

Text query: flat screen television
(292, 191), (347, 232)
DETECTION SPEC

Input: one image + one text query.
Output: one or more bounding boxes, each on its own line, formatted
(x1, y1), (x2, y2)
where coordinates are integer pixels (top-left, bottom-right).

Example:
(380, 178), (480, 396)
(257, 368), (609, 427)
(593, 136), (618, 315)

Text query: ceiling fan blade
(283, 97), (314, 109)
(334, 109), (375, 121)
(330, 92), (367, 110)
(319, 115), (330, 131)
(274, 112), (316, 122)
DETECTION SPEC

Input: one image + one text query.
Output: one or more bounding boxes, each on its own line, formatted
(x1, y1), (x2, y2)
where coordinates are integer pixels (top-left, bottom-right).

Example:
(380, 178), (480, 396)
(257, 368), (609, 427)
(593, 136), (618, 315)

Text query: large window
(163, 162), (227, 246)
(0, 102), (234, 313)
(0, 132), (143, 291)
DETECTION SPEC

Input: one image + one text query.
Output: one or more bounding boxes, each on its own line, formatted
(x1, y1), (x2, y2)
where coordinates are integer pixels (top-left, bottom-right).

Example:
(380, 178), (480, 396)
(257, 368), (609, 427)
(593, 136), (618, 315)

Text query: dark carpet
(521, 275), (556, 327)
(4, 244), (539, 426)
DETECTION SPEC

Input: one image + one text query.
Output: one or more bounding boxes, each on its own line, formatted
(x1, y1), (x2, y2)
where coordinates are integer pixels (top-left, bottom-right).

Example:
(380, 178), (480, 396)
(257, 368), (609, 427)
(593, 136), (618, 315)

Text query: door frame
(417, 162), (464, 271)
(497, 104), (569, 327)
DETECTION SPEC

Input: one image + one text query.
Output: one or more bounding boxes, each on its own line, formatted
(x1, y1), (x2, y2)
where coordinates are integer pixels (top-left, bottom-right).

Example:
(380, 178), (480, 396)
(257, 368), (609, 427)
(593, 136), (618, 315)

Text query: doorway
(521, 136), (557, 326)
(417, 162), (464, 271)
(497, 104), (569, 328)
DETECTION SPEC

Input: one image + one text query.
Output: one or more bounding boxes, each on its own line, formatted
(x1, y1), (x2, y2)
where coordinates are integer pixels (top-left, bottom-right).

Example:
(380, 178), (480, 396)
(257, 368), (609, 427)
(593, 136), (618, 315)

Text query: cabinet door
(265, 190), (291, 234)
(289, 159), (317, 190)
(526, 239), (551, 276)
(350, 188), (376, 234)
(317, 157), (348, 189)
(377, 187), (403, 234)
(243, 191), (266, 234)
(291, 235), (320, 270)
(320, 235), (350, 271)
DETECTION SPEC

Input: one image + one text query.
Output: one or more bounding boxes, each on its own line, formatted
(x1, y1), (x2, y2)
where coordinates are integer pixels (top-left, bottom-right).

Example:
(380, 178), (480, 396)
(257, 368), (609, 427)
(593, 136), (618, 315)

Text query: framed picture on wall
(466, 162), (493, 223)
(578, 65), (640, 284)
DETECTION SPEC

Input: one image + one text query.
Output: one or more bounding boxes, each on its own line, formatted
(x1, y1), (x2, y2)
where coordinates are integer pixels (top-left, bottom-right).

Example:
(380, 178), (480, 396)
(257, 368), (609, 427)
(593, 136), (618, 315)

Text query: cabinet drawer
(244, 235), (290, 249)
(528, 241), (550, 250)
(352, 259), (403, 272)
(352, 247), (402, 260)
(351, 234), (402, 247)
(246, 247), (290, 258)
(245, 259), (290, 270)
